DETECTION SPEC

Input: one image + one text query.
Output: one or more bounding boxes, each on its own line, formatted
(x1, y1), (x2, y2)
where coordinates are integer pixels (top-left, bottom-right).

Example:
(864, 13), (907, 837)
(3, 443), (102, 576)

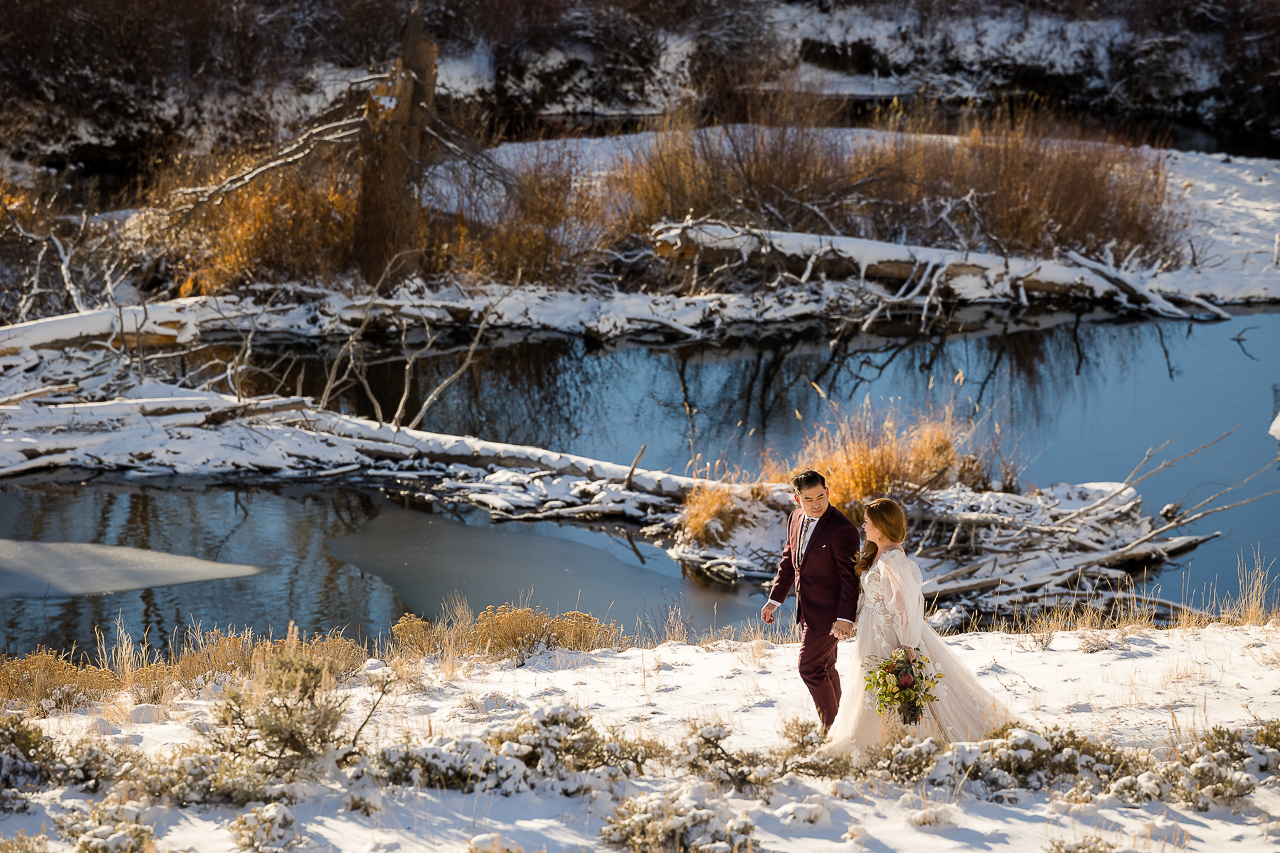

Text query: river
(2, 308), (1277, 655)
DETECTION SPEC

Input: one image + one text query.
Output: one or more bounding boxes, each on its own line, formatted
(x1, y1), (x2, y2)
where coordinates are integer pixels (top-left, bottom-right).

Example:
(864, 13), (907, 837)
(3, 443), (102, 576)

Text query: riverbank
(3, 616), (1280, 851)
(5, 131), (1275, 348)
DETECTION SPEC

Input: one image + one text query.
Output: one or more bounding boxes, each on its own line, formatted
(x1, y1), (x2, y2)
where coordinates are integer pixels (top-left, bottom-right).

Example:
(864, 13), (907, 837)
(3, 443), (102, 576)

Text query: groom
(761, 469), (861, 731)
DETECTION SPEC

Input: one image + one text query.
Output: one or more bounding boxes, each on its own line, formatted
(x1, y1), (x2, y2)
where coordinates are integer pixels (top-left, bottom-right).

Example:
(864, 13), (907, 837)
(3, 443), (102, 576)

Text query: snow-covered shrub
(1106, 771), (1167, 805)
(873, 727), (1149, 796)
(1202, 725), (1250, 762)
(1156, 743), (1258, 811)
(53, 739), (131, 793)
(1142, 722), (1280, 810)
(1045, 836), (1117, 853)
(0, 831), (49, 853)
(774, 717), (854, 779)
(674, 722), (774, 794)
(488, 705), (647, 781)
(207, 647), (348, 776)
(870, 735), (944, 784)
(602, 782), (755, 853)
(0, 716), (44, 763)
(0, 715), (49, 811)
(378, 704), (652, 797)
(55, 803), (155, 853)
(467, 833), (522, 853)
(1254, 719), (1280, 752)
(115, 747), (281, 807)
(905, 803), (954, 827)
(231, 803), (296, 853)
(377, 737), (531, 795)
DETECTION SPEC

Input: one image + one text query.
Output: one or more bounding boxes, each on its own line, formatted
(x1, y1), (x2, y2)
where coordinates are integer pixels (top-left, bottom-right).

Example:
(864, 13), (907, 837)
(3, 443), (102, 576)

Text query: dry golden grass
(679, 484), (745, 547)
(614, 93), (851, 237)
(166, 626), (260, 693)
(994, 552), (1278, 636)
(861, 101), (1187, 266)
(1218, 551), (1280, 626)
(391, 594), (622, 666)
(123, 94), (1188, 299)
(0, 619), (368, 714)
(762, 400), (985, 520)
(147, 145), (359, 296)
(0, 648), (119, 711)
(619, 98), (1188, 268)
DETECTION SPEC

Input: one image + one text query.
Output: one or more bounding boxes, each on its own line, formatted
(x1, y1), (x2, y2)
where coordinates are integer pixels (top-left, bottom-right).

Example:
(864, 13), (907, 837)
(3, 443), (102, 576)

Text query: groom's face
(794, 485), (829, 518)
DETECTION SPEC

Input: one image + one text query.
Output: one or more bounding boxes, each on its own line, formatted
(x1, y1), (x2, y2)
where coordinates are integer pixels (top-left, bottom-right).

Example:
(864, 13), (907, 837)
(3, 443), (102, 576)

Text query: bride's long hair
(854, 497), (908, 574)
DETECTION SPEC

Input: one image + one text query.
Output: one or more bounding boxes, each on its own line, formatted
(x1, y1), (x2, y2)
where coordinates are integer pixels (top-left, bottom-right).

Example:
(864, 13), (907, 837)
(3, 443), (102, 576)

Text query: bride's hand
(830, 622), (853, 640)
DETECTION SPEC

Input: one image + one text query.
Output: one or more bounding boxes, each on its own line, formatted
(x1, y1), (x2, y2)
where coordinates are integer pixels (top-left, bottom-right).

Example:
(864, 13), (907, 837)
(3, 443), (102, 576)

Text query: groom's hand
(761, 601), (779, 624)
(830, 619), (853, 640)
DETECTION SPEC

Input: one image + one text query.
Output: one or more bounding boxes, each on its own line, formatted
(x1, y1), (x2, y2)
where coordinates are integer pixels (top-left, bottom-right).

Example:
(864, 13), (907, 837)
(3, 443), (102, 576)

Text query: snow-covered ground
(5, 624), (1280, 851)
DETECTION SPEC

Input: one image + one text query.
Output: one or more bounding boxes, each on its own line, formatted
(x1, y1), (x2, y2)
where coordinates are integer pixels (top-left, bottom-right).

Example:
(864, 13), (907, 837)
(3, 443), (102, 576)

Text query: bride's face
(862, 516), (883, 546)
(863, 515), (901, 549)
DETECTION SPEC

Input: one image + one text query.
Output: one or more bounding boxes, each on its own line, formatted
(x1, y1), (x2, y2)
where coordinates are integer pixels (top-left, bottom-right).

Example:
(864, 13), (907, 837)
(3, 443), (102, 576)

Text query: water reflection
(0, 478), (400, 656)
(217, 310), (1231, 475)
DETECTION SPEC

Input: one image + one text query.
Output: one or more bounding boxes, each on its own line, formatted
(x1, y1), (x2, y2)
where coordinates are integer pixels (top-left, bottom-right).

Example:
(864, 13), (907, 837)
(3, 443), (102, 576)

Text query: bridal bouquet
(864, 645), (942, 725)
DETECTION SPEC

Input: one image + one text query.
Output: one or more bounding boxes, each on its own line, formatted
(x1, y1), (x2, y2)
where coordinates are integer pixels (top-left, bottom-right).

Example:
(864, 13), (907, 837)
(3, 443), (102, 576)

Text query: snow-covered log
(303, 412), (692, 497)
(0, 302), (217, 355)
(650, 220), (1190, 318)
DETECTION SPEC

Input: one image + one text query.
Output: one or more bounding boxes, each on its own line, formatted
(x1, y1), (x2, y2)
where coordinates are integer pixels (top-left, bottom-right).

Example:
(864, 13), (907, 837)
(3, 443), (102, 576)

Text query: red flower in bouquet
(897, 673), (914, 688)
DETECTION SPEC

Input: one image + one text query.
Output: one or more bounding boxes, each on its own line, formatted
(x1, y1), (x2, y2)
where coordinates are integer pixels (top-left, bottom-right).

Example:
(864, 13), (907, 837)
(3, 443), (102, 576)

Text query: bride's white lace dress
(822, 548), (1017, 762)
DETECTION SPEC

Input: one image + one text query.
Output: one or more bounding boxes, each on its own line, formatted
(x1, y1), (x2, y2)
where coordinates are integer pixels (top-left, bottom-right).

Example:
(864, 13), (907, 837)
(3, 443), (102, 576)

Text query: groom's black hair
(790, 469), (826, 492)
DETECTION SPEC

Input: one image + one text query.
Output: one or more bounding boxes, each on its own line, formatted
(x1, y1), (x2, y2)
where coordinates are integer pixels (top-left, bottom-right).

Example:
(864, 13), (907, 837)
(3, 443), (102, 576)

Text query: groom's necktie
(797, 515), (814, 567)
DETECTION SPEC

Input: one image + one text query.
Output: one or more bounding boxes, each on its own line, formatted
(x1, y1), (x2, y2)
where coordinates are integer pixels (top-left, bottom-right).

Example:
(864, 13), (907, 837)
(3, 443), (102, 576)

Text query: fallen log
(301, 410), (729, 500)
(0, 384), (78, 406)
(649, 220), (1163, 310)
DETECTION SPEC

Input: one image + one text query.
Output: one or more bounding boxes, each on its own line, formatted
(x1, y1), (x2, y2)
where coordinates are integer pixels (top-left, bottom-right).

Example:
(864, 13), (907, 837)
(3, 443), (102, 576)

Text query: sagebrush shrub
(487, 705), (655, 782)
(117, 747), (279, 807)
(54, 803), (154, 853)
(674, 723), (774, 794)
(207, 648), (348, 776)
(231, 803), (296, 853)
(602, 784), (756, 853)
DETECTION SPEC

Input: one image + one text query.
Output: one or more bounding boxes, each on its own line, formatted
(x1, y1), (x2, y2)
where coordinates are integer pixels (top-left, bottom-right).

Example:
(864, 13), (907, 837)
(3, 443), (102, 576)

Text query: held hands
(830, 621), (854, 640)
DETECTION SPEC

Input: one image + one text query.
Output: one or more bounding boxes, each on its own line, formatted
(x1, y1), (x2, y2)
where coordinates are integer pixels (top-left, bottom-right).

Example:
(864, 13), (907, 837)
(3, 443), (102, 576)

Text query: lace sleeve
(879, 550), (925, 648)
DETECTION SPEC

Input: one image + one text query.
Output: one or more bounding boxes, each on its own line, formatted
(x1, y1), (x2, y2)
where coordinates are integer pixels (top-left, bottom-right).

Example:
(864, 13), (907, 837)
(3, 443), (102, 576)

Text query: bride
(822, 497), (1017, 761)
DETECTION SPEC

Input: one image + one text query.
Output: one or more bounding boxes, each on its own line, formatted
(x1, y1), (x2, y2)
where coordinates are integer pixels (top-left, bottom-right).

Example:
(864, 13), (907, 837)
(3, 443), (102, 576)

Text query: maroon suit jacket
(767, 504), (861, 632)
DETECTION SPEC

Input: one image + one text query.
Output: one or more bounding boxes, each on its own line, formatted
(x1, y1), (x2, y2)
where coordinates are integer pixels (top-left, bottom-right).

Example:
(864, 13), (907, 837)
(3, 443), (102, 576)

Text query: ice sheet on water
(0, 538), (261, 599)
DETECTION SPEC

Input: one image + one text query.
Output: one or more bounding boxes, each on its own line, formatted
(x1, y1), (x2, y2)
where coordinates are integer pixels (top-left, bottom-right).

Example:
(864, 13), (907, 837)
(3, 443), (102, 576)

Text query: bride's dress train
(822, 549), (1017, 762)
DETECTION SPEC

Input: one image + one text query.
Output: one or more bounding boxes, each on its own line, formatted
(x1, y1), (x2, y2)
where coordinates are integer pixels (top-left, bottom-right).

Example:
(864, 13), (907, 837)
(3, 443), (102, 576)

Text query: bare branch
(406, 270), (523, 431)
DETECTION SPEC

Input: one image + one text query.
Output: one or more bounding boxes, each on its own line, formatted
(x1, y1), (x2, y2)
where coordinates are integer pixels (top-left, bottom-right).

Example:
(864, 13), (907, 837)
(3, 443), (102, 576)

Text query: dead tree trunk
(355, 11), (437, 287)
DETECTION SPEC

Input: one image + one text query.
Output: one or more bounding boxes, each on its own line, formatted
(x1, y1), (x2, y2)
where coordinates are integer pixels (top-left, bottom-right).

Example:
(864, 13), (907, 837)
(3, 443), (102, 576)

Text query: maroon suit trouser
(798, 622), (841, 727)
